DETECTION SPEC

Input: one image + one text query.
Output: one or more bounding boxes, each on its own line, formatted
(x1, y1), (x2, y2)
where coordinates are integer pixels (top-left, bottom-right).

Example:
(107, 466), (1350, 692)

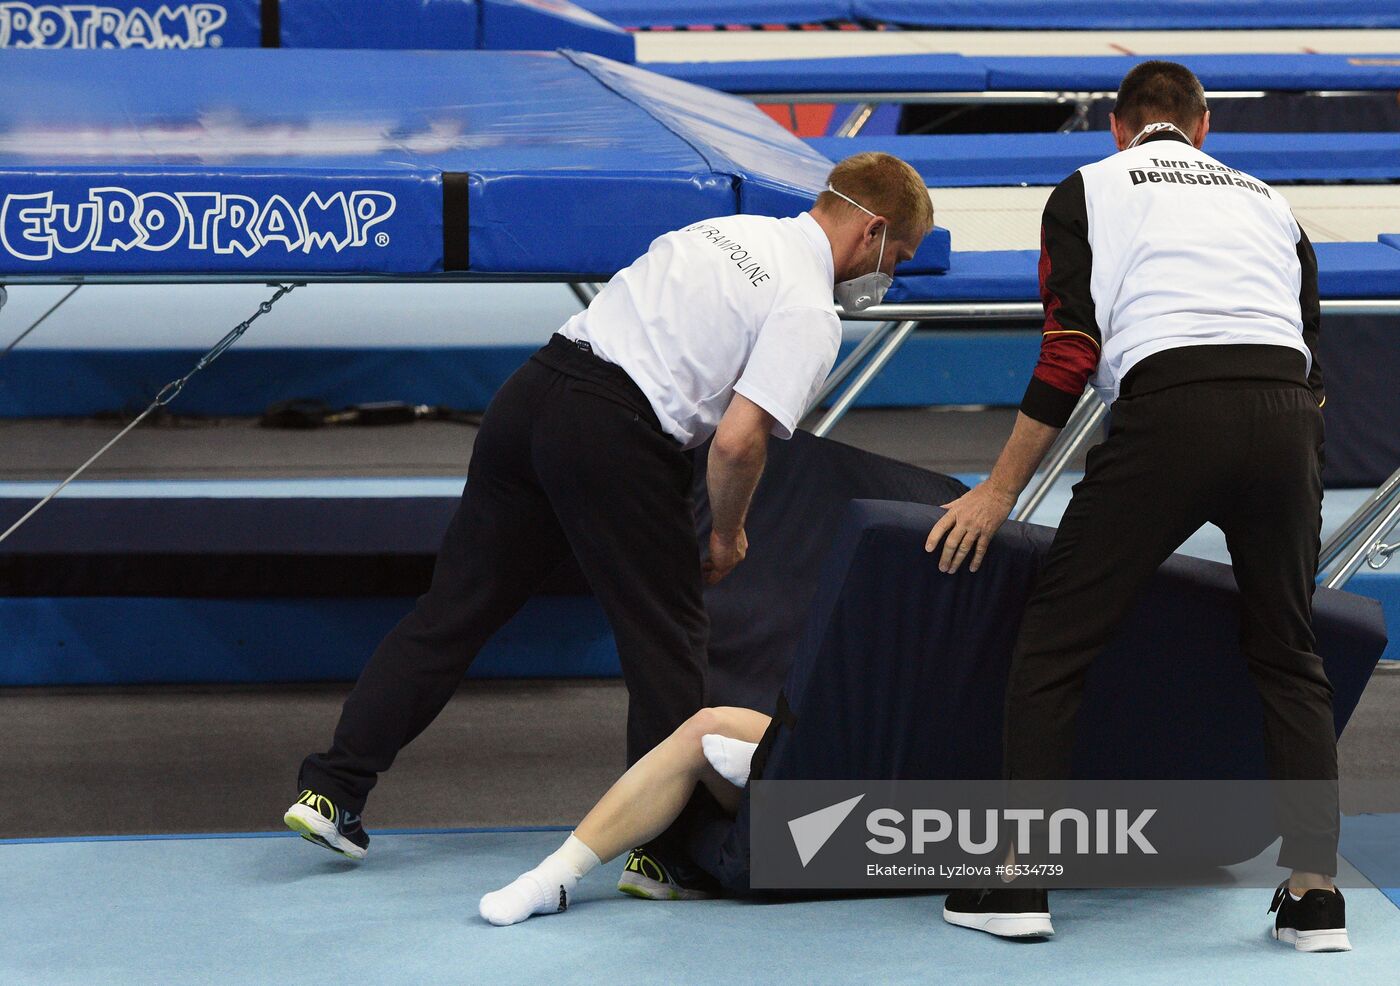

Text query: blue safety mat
(890, 240), (1400, 303)
(694, 499), (1388, 892)
(651, 53), (1400, 94)
(0, 48), (846, 279)
(984, 54), (1400, 92)
(648, 53), (989, 93)
(810, 133), (1400, 187)
(575, 2), (850, 27)
(889, 251), (1038, 302)
(852, 0), (1400, 29)
(0, 1), (635, 60)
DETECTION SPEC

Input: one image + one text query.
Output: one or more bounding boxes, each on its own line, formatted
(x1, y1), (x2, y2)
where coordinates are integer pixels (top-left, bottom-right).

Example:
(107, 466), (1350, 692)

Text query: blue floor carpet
(4, 829), (1400, 985)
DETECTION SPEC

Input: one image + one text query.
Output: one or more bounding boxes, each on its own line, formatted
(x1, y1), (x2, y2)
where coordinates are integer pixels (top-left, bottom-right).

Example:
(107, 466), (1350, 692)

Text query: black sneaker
(943, 887), (1054, 938)
(616, 846), (717, 901)
(284, 789), (370, 860)
(1270, 882), (1351, 952)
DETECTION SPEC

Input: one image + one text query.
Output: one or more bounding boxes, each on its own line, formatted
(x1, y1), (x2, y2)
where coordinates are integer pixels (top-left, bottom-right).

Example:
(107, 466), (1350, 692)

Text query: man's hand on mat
(704, 528), (748, 584)
(925, 483), (1016, 574)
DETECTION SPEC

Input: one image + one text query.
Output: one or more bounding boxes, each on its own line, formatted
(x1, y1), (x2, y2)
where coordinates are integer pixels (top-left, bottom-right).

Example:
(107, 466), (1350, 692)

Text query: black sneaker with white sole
(284, 789), (370, 860)
(1270, 882), (1351, 952)
(943, 887), (1054, 939)
(616, 846), (718, 901)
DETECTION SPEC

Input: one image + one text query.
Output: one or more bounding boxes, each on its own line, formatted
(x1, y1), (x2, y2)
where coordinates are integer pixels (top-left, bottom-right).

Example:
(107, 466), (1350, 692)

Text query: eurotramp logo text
(1, 188), (399, 261)
(0, 3), (228, 49)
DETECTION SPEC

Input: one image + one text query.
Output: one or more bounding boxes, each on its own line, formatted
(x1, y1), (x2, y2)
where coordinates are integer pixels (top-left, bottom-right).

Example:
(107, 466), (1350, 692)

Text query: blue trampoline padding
(0, 1), (264, 48)
(698, 499), (1387, 891)
(573, 1), (850, 27)
(810, 132), (1400, 188)
(851, 0), (1400, 29)
(1315, 241), (1400, 298)
(477, 0), (633, 62)
(1380, 233), (1400, 251)
(653, 53), (1400, 96)
(0, 1), (634, 60)
(984, 54), (1400, 93)
(891, 243), (1400, 303)
(889, 250), (1037, 302)
(279, 0), (478, 49)
(0, 49), (833, 279)
(645, 53), (990, 94)
(901, 227), (950, 274)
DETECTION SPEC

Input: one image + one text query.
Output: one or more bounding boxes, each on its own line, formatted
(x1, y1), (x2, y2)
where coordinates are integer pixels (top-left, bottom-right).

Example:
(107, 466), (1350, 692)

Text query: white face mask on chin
(1126, 121), (1193, 149)
(826, 184), (893, 312)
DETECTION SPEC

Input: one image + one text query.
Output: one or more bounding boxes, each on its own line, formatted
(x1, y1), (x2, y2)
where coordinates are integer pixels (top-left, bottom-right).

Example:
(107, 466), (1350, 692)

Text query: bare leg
(479, 706), (769, 927)
(575, 706), (770, 864)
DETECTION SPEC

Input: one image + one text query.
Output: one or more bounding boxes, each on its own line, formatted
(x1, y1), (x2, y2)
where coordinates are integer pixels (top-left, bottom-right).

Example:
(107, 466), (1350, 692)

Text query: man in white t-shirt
(289, 153), (935, 895)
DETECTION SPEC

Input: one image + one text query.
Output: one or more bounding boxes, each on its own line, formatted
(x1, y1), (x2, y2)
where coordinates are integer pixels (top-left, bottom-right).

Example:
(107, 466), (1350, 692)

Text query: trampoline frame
(0, 277), (1393, 587)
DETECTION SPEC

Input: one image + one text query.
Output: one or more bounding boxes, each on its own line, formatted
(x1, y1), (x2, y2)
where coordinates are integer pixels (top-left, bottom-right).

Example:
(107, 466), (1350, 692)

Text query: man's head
(811, 152), (935, 284)
(1110, 60), (1210, 152)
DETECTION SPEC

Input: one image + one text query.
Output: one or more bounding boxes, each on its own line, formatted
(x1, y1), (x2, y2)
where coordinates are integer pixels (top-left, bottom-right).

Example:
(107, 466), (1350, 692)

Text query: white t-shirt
(559, 212), (842, 449)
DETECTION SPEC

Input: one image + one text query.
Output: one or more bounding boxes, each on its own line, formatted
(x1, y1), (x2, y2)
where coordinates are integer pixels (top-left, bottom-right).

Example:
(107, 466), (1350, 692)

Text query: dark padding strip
(442, 172), (471, 271)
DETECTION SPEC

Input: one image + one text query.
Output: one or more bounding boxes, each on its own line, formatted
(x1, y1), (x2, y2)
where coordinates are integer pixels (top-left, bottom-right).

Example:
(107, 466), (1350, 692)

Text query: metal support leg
(810, 320), (919, 437)
(0, 283), (81, 361)
(1318, 465), (1400, 575)
(1320, 465), (1400, 589)
(1058, 97), (1092, 133)
(834, 102), (877, 138)
(569, 282), (601, 308)
(802, 321), (898, 421)
(1013, 389), (1106, 523)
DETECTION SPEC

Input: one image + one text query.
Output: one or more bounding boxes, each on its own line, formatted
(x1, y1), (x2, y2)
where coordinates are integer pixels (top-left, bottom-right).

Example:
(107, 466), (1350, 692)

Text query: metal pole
(810, 320), (919, 437)
(568, 282), (601, 308)
(0, 284), (81, 360)
(803, 321), (898, 419)
(1318, 465), (1400, 574)
(1323, 489), (1400, 590)
(833, 102), (878, 138)
(1013, 389), (1106, 523)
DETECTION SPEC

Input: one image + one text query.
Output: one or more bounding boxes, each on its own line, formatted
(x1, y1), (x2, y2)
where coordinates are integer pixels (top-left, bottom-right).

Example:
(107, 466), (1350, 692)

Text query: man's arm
(924, 413), (1060, 572)
(926, 172), (1100, 574)
(1296, 224), (1324, 406)
(705, 393), (774, 585)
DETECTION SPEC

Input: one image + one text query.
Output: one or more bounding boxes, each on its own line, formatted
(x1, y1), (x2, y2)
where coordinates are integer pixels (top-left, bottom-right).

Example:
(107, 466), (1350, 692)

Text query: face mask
(1126, 121), (1193, 149)
(826, 184), (892, 312)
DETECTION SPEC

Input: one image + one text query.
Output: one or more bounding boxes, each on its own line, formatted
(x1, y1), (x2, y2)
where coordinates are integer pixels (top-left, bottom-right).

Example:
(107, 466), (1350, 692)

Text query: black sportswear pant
(300, 335), (709, 816)
(1003, 372), (1339, 874)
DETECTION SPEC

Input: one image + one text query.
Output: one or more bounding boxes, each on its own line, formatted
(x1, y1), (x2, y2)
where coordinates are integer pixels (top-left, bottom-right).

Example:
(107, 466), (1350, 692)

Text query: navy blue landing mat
(810, 133), (1400, 188)
(0, 1), (635, 61)
(694, 499), (1388, 892)
(695, 431), (969, 714)
(0, 48), (876, 281)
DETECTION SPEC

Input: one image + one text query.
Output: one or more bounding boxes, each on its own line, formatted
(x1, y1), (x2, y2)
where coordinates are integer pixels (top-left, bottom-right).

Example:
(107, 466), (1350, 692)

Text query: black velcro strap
(442, 172), (470, 272)
(261, 0), (280, 47)
(749, 689), (798, 783)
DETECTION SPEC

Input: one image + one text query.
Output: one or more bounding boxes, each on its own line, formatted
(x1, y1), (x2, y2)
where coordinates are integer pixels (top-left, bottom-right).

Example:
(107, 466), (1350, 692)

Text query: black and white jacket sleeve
(1020, 170), (1102, 429)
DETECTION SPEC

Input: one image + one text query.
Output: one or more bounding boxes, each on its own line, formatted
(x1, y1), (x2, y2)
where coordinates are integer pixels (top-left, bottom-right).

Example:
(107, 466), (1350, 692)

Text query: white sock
(702, 733), (758, 788)
(479, 834), (601, 927)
